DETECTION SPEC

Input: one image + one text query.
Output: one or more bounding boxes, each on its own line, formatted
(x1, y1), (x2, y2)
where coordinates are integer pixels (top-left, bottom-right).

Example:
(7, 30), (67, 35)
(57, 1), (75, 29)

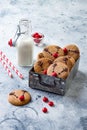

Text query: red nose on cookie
(52, 53), (58, 58)
(43, 70), (47, 75)
(63, 48), (68, 55)
(51, 72), (57, 77)
(19, 95), (25, 101)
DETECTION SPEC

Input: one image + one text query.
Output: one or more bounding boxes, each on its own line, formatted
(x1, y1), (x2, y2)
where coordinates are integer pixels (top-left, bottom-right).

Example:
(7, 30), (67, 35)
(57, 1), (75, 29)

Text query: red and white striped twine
(0, 51), (24, 79)
(0, 58), (13, 78)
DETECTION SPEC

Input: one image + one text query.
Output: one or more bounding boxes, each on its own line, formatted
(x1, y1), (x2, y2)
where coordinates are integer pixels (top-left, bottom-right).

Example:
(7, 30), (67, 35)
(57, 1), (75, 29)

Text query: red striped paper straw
(0, 51), (24, 79)
(0, 58), (13, 78)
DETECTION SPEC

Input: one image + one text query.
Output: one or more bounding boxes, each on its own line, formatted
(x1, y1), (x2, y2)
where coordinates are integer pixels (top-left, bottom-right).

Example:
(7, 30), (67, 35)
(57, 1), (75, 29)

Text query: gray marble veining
(0, 0), (87, 130)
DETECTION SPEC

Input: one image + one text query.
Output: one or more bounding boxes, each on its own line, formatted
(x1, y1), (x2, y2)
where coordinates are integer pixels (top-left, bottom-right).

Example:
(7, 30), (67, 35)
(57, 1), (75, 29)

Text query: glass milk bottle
(17, 19), (33, 66)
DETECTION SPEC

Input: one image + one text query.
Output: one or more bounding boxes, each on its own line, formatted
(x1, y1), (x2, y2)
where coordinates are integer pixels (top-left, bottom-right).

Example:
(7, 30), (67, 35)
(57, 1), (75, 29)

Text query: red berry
(34, 32), (39, 35)
(42, 107), (48, 113)
(19, 95), (24, 101)
(32, 32), (39, 37)
(48, 101), (54, 106)
(32, 32), (43, 38)
(43, 70), (47, 75)
(43, 96), (48, 102)
(52, 53), (58, 58)
(63, 48), (68, 55)
(51, 72), (57, 77)
(34, 34), (40, 38)
(8, 39), (13, 47)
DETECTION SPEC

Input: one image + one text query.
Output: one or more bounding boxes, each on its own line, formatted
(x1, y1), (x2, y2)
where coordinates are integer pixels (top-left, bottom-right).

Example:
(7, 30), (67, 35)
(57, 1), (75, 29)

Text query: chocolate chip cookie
(64, 55), (75, 66)
(54, 56), (73, 71)
(47, 62), (69, 79)
(37, 52), (44, 60)
(34, 58), (53, 74)
(8, 90), (31, 106)
(43, 45), (64, 60)
(64, 44), (80, 61)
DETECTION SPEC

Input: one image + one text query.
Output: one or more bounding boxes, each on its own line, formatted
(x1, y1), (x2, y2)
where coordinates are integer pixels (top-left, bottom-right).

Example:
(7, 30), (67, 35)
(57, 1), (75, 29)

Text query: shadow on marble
(80, 116), (87, 130)
(65, 70), (87, 108)
(66, 70), (87, 94)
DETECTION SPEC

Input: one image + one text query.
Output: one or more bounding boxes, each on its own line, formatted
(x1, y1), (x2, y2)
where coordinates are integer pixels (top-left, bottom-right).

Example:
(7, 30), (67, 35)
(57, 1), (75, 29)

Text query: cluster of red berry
(32, 32), (44, 44)
(42, 96), (54, 113)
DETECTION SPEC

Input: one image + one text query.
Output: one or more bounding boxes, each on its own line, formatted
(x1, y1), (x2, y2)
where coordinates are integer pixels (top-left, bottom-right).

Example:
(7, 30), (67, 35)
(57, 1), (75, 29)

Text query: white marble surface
(0, 0), (87, 130)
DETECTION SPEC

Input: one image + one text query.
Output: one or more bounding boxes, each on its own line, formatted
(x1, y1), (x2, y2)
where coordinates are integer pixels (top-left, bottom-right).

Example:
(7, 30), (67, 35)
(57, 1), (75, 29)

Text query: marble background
(0, 0), (87, 130)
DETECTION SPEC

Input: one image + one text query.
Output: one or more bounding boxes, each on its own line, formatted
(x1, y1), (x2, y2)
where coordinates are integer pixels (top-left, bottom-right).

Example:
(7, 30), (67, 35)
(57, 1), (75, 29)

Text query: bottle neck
(19, 19), (32, 37)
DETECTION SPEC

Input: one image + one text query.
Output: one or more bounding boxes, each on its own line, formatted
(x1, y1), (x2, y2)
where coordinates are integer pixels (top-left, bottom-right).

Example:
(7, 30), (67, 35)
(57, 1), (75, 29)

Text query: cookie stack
(34, 44), (80, 79)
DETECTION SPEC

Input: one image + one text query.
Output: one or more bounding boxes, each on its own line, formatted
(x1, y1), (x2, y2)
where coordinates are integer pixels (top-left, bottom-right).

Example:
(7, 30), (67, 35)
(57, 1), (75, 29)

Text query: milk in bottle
(17, 19), (33, 66)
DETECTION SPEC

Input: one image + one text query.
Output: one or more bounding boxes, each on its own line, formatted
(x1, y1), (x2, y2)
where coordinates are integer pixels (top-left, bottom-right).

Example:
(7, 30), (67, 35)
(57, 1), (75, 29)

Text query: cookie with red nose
(8, 90), (31, 106)
(34, 58), (53, 74)
(43, 45), (64, 60)
(64, 44), (80, 61)
(47, 62), (69, 79)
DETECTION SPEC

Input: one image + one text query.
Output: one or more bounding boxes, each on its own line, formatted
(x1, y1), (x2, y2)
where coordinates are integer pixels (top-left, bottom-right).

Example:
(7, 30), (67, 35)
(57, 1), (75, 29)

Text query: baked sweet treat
(47, 62), (69, 79)
(34, 58), (53, 74)
(64, 55), (75, 66)
(8, 90), (31, 106)
(54, 56), (73, 71)
(37, 52), (44, 60)
(43, 45), (64, 60)
(63, 44), (80, 61)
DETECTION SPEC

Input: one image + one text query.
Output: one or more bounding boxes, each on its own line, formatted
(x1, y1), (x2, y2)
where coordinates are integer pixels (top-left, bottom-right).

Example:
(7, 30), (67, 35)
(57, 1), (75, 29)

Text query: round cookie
(54, 56), (73, 71)
(37, 52), (44, 60)
(8, 90), (31, 106)
(34, 58), (53, 74)
(43, 45), (64, 60)
(47, 62), (69, 79)
(64, 44), (80, 61)
(64, 55), (75, 66)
